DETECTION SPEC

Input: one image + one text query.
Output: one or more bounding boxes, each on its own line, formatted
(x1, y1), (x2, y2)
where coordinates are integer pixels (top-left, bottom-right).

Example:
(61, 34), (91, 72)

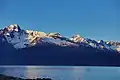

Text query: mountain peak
(3, 24), (21, 33)
(0, 24), (120, 53)
(71, 34), (85, 42)
(47, 32), (62, 38)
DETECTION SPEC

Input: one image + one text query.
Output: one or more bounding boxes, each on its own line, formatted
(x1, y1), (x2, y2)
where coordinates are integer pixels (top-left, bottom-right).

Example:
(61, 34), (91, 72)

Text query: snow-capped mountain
(1, 24), (120, 66)
(0, 24), (120, 53)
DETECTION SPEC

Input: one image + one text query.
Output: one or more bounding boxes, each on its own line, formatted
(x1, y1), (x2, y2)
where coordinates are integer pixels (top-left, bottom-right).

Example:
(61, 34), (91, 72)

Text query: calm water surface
(0, 66), (120, 80)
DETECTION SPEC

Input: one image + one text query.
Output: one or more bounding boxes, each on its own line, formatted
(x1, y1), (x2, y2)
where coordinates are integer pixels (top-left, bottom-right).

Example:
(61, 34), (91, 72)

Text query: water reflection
(0, 66), (120, 80)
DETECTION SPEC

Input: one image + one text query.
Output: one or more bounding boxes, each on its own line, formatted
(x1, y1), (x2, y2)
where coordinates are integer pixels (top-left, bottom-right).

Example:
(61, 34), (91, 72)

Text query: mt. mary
(0, 24), (120, 66)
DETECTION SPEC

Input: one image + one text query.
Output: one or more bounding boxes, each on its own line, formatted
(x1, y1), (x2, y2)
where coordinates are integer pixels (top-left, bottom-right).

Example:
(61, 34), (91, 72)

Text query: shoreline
(0, 74), (52, 80)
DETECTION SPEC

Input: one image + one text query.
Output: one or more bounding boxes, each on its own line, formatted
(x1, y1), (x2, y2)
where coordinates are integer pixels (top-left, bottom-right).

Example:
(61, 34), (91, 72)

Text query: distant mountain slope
(0, 24), (120, 66)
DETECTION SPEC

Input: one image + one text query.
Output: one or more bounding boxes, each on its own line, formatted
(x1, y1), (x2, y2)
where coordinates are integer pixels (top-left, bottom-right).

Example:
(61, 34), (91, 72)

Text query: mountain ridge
(0, 24), (120, 52)
(0, 24), (120, 66)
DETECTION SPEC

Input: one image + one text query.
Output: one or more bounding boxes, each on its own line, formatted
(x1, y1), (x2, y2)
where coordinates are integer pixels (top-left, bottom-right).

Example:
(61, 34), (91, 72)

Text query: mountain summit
(0, 24), (120, 52)
(1, 24), (120, 66)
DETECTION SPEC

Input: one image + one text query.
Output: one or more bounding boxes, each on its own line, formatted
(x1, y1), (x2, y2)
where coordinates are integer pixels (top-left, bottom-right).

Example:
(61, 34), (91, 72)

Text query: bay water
(0, 66), (120, 80)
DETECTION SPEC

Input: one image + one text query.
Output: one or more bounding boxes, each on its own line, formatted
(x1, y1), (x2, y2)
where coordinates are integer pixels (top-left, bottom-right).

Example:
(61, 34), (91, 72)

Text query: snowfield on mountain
(0, 24), (120, 52)
(0, 24), (120, 66)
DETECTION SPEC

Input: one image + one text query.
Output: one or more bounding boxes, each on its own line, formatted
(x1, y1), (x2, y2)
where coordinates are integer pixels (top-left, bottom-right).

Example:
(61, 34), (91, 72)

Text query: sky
(0, 0), (120, 41)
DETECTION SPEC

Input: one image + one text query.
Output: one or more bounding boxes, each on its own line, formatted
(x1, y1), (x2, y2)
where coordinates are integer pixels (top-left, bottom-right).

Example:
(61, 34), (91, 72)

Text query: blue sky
(0, 0), (119, 41)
